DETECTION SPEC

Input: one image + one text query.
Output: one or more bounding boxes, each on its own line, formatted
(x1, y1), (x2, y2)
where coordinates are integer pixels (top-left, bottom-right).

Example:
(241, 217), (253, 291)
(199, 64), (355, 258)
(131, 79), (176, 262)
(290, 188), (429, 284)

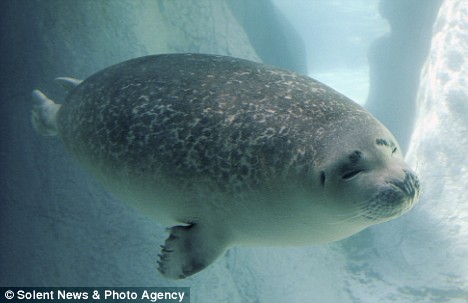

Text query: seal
(31, 54), (420, 279)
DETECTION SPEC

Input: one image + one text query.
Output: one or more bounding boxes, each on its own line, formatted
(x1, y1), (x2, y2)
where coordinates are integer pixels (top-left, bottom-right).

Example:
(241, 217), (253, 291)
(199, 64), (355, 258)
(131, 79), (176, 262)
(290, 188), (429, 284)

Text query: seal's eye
(342, 170), (362, 181)
(340, 151), (364, 181)
(392, 147), (398, 155)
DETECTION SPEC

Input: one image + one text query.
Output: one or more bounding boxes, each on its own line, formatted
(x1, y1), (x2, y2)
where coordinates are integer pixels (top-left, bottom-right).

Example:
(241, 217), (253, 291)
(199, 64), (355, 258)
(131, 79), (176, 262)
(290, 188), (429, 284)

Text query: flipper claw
(157, 224), (229, 279)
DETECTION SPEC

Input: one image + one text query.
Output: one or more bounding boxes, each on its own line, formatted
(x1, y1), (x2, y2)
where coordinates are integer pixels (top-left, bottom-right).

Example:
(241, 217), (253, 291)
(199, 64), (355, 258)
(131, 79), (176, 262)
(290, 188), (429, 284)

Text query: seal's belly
(92, 168), (365, 246)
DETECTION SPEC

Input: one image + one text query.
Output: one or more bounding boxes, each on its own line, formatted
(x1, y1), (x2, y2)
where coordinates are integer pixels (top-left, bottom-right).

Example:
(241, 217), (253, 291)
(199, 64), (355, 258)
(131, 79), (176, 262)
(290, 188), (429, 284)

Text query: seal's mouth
(363, 170), (421, 222)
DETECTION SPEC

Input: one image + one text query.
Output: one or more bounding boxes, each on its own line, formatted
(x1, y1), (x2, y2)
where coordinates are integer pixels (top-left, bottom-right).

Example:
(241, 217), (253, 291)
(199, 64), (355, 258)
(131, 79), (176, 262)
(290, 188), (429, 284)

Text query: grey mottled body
(32, 54), (420, 279)
(60, 54), (360, 191)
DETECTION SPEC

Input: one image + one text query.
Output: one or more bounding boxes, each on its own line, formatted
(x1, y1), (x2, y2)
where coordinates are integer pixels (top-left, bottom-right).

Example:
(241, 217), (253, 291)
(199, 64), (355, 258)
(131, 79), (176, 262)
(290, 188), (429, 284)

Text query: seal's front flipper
(55, 77), (83, 93)
(31, 90), (61, 136)
(158, 223), (229, 279)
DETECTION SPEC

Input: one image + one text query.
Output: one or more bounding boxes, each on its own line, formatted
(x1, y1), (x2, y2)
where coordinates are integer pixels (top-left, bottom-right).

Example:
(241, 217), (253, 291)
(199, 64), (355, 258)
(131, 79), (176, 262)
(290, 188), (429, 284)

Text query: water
(273, 0), (388, 105)
(1, 0), (466, 302)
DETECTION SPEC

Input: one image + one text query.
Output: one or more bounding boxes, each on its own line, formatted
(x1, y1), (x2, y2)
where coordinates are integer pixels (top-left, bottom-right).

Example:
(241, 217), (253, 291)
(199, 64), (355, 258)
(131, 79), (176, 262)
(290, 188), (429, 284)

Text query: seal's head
(317, 124), (420, 228)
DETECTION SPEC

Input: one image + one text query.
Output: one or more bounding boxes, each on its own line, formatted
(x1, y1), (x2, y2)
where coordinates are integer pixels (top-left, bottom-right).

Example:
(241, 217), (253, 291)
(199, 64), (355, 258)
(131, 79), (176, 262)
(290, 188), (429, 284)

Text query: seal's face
(320, 135), (420, 226)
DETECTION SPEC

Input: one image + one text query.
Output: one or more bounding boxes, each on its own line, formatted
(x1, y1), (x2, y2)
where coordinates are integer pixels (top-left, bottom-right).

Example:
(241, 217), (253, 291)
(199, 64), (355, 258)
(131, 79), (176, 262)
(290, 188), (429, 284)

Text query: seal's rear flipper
(55, 77), (83, 93)
(31, 90), (61, 136)
(158, 223), (229, 279)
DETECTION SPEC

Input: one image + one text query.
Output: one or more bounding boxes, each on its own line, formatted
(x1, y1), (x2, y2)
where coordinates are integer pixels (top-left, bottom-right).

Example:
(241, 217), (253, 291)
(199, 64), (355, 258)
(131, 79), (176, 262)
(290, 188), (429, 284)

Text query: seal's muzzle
(365, 169), (420, 221)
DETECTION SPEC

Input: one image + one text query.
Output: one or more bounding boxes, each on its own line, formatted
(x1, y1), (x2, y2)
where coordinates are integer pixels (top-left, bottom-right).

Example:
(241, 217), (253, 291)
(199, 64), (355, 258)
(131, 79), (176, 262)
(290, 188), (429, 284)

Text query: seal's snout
(400, 169), (420, 201)
(388, 168), (421, 213)
(365, 168), (421, 222)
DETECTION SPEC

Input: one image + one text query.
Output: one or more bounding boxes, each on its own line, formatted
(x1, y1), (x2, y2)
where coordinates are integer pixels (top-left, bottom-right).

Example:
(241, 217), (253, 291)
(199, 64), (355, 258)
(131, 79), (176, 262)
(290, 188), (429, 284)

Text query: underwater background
(1, 0), (467, 302)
